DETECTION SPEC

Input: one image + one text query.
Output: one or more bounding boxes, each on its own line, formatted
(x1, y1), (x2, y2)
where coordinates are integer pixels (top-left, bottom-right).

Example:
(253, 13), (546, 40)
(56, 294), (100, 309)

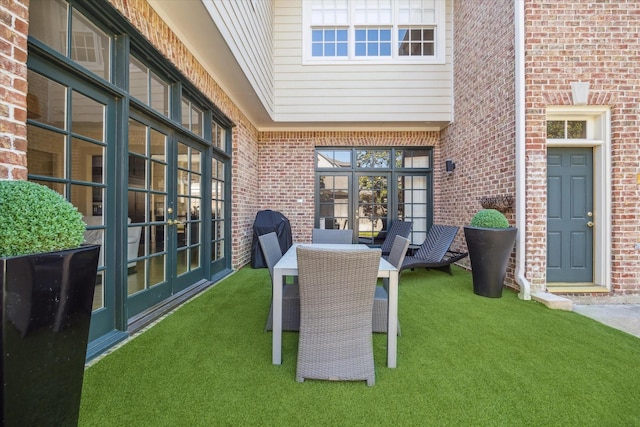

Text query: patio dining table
(272, 243), (400, 368)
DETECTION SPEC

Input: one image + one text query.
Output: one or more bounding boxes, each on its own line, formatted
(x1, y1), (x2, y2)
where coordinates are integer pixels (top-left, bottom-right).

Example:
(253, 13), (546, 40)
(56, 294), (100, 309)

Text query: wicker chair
(368, 220), (413, 256)
(401, 225), (468, 275)
(311, 228), (353, 244)
(259, 232), (300, 332)
(295, 246), (380, 386)
(373, 235), (410, 334)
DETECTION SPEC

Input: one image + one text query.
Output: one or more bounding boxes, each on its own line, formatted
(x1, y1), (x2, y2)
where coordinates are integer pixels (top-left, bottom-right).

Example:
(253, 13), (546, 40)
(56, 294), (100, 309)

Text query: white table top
(275, 243), (395, 275)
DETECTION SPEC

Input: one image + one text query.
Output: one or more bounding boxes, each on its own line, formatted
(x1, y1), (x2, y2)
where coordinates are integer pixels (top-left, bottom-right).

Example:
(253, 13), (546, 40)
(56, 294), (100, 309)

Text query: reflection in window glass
(317, 150), (351, 168)
(398, 27), (435, 56)
(71, 9), (110, 80)
(150, 72), (169, 117)
(546, 120), (587, 139)
(71, 137), (104, 182)
(71, 90), (105, 142)
(129, 56), (148, 103)
(547, 121), (564, 139)
(396, 149), (430, 168)
(27, 70), (66, 129)
(356, 150), (390, 168)
(29, 0), (68, 55)
(26, 127), (66, 179)
(181, 97), (203, 136)
(212, 122), (226, 151)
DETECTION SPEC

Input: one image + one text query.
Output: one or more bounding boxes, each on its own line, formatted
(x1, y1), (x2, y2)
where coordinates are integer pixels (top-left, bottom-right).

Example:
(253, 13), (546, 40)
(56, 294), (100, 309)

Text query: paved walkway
(569, 296), (640, 339)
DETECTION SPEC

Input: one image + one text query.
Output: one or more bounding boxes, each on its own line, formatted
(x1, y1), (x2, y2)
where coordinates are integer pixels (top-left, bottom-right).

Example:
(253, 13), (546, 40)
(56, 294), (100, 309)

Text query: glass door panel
(26, 68), (113, 341)
(399, 174), (429, 244)
(174, 140), (203, 291)
(126, 118), (170, 316)
(318, 174), (351, 230)
(357, 174), (389, 244)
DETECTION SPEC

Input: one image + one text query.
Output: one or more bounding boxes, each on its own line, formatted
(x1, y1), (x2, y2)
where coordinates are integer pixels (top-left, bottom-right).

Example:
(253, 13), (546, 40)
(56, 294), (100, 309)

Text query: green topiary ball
(0, 180), (86, 257)
(470, 209), (510, 229)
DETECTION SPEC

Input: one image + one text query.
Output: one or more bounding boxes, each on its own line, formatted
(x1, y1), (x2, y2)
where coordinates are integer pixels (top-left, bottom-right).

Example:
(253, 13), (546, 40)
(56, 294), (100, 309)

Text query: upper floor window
(305, 0), (444, 63)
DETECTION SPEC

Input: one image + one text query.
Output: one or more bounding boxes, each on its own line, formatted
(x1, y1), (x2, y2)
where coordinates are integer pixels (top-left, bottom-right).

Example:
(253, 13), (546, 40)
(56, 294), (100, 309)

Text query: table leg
(272, 269), (283, 365)
(387, 269), (398, 368)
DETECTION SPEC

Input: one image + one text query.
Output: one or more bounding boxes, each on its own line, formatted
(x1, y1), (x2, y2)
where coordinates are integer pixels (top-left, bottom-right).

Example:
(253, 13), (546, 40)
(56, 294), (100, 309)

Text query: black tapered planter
(464, 227), (517, 298)
(1, 244), (100, 426)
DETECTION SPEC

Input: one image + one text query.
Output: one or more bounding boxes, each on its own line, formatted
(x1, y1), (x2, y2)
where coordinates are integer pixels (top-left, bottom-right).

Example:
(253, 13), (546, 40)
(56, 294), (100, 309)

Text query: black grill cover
(251, 210), (293, 268)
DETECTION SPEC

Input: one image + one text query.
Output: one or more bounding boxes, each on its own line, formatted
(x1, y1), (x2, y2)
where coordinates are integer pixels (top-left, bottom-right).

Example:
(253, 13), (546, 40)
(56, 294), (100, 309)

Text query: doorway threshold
(547, 283), (610, 294)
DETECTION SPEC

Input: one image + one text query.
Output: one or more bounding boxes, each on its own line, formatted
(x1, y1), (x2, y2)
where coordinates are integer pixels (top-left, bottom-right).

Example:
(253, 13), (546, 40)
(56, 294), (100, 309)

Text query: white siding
(206, 0), (275, 114)
(272, 0), (453, 124)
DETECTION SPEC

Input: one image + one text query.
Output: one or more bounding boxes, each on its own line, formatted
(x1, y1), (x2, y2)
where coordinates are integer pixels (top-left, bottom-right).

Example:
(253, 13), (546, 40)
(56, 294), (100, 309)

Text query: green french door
(26, 59), (119, 342)
(315, 148), (433, 245)
(126, 115), (205, 317)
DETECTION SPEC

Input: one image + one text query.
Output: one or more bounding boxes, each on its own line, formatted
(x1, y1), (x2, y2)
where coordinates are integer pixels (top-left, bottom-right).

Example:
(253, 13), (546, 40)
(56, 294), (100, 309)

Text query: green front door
(547, 147), (594, 283)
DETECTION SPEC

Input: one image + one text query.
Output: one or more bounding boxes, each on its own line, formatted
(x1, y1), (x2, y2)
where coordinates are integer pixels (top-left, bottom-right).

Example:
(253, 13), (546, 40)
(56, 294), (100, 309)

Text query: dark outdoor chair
(295, 247), (380, 386)
(401, 224), (468, 275)
(373, 235), (410, 335)
(311, 228), (353, 244)
(367, 220), (413, 256)
(259, 232), (300, 331)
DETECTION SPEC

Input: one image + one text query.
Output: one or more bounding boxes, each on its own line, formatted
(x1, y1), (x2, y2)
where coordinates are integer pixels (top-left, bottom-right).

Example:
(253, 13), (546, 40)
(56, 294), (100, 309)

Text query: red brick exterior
(0, 0), (28, 180)
(525, 0), (640, 295)
(441, 0), (517, 286)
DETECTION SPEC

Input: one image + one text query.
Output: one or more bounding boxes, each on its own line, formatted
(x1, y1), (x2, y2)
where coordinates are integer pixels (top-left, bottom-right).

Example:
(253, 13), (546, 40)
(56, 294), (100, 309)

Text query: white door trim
(546, 106), (611, 290)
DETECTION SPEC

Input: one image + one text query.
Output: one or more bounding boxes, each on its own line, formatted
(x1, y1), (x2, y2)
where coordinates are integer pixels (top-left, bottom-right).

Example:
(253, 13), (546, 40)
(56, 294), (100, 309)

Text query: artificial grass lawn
(79, 266), (640, 426)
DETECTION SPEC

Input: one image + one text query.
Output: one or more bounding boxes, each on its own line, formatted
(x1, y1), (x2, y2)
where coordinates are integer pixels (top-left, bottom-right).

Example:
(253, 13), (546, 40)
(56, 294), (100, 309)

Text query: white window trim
(302, 1), (446, 65)
(546, 105), (611, 289)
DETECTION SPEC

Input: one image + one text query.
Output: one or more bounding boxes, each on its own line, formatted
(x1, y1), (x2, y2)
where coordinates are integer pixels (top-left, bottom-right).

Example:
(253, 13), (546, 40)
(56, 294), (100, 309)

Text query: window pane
(150, 72), (169, 117)
(547, 121), (565, 139)
(27, 70), (67, 129)
(71, 137), (104, 182)
(129, 56), (148, 103)
(192, 106), (202, 136)
(568, 121), (587, 139)
(317, 150), (351, 168)
(26, 126), (66, 179)
(71, 9), (111, 81)
(398, 26), (434, 56)
(29, 0), (68, 55)
(128, 118), (146, 156)
(71, 90), (104, 142)
(396, 149), (430, 168)
(356, 150), (390, 168)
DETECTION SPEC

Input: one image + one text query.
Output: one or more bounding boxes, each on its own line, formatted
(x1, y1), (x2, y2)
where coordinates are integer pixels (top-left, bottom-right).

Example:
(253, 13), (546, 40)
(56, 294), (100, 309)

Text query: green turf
(79, 266), (640, 426)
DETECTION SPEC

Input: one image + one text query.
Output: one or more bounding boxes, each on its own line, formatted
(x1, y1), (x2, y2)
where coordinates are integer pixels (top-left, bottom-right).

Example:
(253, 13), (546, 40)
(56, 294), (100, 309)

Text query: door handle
(587, 221), (594, 228)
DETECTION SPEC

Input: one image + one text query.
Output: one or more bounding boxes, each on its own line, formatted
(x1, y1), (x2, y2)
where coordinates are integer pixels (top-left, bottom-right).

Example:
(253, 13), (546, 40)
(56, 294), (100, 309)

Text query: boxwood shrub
(0, 180), (85, 257)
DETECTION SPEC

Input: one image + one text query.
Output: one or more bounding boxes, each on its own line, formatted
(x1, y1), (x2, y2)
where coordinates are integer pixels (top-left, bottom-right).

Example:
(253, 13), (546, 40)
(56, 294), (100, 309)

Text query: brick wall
(440, 0), (517, 286)
(0, 0), (28, 180)
(258, 131), (440, 244)
(526, 0), (640, 295)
